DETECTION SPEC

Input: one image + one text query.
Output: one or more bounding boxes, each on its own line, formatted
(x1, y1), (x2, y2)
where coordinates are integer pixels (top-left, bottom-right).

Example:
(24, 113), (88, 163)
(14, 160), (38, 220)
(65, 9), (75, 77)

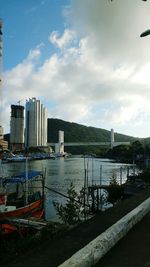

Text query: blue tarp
(2, 170), (42, 184)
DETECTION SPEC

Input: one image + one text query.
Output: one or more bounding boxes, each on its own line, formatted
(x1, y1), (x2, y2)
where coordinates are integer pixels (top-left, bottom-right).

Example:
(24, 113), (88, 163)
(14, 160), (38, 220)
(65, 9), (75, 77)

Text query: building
(0, 19), (8, 150)
(0, 126), (8, 150)
(25, 97), (47, 148)
(10, 105), (24, 151)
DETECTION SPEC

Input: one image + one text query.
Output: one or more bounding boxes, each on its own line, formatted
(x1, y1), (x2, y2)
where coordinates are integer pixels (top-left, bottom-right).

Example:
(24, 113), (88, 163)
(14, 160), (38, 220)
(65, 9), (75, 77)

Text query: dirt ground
(2, 186), (150, 267)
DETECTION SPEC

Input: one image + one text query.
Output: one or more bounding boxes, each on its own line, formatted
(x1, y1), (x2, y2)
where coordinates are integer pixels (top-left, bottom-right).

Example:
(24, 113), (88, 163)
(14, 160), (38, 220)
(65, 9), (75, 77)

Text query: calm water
(1, 156), (136, 220)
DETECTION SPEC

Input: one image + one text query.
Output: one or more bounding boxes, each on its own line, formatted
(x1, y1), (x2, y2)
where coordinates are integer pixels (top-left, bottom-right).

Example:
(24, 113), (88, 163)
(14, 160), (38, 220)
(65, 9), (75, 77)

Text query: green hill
(47, 118), (136, 143)
(47, 118), (137, 155)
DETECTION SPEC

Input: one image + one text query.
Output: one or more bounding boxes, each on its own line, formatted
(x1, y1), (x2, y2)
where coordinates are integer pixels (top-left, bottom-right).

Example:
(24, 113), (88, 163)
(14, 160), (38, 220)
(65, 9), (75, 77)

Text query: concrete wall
(58, 197), (150, 267)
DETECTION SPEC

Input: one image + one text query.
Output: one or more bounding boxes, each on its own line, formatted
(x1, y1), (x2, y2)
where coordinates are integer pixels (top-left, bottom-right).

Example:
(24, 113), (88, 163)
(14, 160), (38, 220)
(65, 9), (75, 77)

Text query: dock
(9, 218), (47, 230)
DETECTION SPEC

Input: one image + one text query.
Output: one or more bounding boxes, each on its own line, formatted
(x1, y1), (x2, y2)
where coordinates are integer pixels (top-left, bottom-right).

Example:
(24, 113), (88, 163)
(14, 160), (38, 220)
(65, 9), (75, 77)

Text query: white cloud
(49, 29), (77, 49)
(2, 1), (150, 138)
(71, 0), (150, 64)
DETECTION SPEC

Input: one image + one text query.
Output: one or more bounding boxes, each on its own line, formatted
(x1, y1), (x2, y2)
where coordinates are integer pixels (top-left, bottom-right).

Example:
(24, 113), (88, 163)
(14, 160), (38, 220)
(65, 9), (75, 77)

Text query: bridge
(47, 129), (131, 155)
(48, 141), (130, 147)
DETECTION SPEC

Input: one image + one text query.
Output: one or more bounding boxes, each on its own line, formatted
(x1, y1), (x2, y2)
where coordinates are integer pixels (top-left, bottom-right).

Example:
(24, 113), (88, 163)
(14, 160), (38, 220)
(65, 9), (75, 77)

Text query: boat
(2, 154), (32, 163)
(2, 152), (55, 163)
(0, 169), (45, 236)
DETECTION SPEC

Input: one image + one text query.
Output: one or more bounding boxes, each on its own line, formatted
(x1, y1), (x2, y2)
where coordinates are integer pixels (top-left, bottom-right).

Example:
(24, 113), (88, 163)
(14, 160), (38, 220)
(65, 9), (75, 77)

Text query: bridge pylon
(111, 128), (114, 149)
(55, 130), (65, 155)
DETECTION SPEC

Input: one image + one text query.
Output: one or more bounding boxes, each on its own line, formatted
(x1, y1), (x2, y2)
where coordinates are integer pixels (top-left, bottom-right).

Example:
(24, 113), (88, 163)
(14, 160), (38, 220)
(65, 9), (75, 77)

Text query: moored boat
(0, 170), (45, 236)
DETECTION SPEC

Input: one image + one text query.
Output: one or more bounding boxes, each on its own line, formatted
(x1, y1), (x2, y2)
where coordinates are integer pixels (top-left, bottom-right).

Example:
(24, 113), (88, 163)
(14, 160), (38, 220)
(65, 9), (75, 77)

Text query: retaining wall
(58, 197), (150, 267)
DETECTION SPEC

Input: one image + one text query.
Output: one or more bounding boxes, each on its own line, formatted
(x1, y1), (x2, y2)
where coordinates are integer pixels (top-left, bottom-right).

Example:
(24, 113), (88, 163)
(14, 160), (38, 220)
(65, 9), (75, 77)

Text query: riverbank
(1, 185), (150, 267)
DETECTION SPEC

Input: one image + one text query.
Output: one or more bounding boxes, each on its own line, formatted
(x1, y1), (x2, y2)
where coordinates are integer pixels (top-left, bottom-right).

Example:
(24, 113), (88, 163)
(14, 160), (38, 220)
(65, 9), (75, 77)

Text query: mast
(25, 148), (28, 205)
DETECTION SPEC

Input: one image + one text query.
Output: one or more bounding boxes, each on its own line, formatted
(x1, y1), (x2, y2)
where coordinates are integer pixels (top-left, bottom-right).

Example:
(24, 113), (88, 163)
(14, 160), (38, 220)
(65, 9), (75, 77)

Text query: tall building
(25, 97), (47, 148)
(10, 105), (24, 151)
(0, 19), (8, 150)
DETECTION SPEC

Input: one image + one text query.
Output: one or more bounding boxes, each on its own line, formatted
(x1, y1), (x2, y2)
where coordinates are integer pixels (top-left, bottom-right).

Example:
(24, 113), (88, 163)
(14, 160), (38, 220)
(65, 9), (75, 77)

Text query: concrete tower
(55, 130), (64, 155)
(10, 105), (24, 151)
(111, 128), (114, 148)
(25, 97), (47, 148)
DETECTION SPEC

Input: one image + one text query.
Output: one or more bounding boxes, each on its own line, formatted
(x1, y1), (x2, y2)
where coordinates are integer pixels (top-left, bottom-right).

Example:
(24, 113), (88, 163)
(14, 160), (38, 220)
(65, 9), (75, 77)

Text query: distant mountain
(47, 118), (136, 143)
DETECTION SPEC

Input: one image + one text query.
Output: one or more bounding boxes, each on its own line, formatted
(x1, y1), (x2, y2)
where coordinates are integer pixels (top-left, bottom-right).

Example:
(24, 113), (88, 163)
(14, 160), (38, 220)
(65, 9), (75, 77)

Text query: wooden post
(96, 188), (99, 211)
(25, 156), (28, 205)
(120, 167), (122, 185)
(100, 165), (102, 210)
(42, 168), (46, 213)
(91, 188), (95, 212)
(92, 157), (94, 186)
(83, 168), (87, 220)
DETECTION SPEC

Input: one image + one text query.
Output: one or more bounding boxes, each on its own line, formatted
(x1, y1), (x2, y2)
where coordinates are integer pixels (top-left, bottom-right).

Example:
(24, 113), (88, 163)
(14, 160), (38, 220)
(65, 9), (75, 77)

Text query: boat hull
(0, 199), (43, 220)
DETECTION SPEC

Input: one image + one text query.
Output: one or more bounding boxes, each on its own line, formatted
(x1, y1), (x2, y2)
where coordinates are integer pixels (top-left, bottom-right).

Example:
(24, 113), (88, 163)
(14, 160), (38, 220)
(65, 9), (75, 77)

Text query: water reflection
(2, 156), (136, 220)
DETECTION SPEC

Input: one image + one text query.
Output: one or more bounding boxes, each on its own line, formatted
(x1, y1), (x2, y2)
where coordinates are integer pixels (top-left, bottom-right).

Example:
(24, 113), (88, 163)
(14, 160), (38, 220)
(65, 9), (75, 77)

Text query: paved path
(2, 187), (150, 267)
(95, 212), (150, 267)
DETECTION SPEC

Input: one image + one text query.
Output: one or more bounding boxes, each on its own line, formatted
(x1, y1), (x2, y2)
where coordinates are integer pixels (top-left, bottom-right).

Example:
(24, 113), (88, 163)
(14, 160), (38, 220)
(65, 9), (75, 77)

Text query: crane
(17, 99), (24, 105)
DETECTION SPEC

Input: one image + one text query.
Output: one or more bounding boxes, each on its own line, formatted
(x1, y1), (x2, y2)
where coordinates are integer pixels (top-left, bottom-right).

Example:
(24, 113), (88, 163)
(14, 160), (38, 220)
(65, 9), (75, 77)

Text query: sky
(1, 0), (150, 138)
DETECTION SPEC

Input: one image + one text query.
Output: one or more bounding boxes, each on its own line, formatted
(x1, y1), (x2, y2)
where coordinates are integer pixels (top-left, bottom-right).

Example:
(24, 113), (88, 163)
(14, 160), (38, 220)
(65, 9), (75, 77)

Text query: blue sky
(1, 0), (70, 69)
(1, 0), (150, 138)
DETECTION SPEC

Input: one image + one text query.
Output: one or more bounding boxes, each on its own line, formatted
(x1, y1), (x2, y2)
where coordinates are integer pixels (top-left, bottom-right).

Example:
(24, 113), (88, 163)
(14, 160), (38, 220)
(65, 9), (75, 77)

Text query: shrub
(108, 174), (124, 203)
(53, 183), (81, 225)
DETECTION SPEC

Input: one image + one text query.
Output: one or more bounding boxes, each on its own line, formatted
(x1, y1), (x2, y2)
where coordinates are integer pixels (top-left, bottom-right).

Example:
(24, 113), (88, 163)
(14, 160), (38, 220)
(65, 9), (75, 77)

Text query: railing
(48, 141), (130, 147)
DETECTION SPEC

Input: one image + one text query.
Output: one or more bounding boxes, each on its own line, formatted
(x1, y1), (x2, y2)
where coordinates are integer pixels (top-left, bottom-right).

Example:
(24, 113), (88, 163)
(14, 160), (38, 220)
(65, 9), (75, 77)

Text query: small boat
(1, 216), (46, 236)
(0, 169), (45, 236)
(3, 154), (31, 163)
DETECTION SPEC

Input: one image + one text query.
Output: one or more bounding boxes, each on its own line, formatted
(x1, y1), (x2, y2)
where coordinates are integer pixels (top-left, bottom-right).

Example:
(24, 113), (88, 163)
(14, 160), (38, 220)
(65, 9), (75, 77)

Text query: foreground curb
(58, 197), (150, 267)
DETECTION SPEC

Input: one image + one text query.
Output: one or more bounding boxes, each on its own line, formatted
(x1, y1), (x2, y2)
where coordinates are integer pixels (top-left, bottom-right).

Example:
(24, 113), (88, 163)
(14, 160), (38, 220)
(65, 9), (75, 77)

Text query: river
(1, 156), (136, 220)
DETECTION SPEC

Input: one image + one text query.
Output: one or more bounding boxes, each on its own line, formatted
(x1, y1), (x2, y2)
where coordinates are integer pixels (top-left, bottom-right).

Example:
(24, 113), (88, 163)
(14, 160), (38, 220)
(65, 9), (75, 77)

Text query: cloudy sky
(1, 0), (150, 137)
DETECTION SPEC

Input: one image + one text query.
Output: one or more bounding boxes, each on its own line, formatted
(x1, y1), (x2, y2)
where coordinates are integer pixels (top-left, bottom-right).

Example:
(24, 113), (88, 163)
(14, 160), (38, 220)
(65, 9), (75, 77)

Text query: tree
(130, 141), (144, 162)
(107, 174), (124, 203)
(107, 144), (132, 162)
(53, 183), (81, 225)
